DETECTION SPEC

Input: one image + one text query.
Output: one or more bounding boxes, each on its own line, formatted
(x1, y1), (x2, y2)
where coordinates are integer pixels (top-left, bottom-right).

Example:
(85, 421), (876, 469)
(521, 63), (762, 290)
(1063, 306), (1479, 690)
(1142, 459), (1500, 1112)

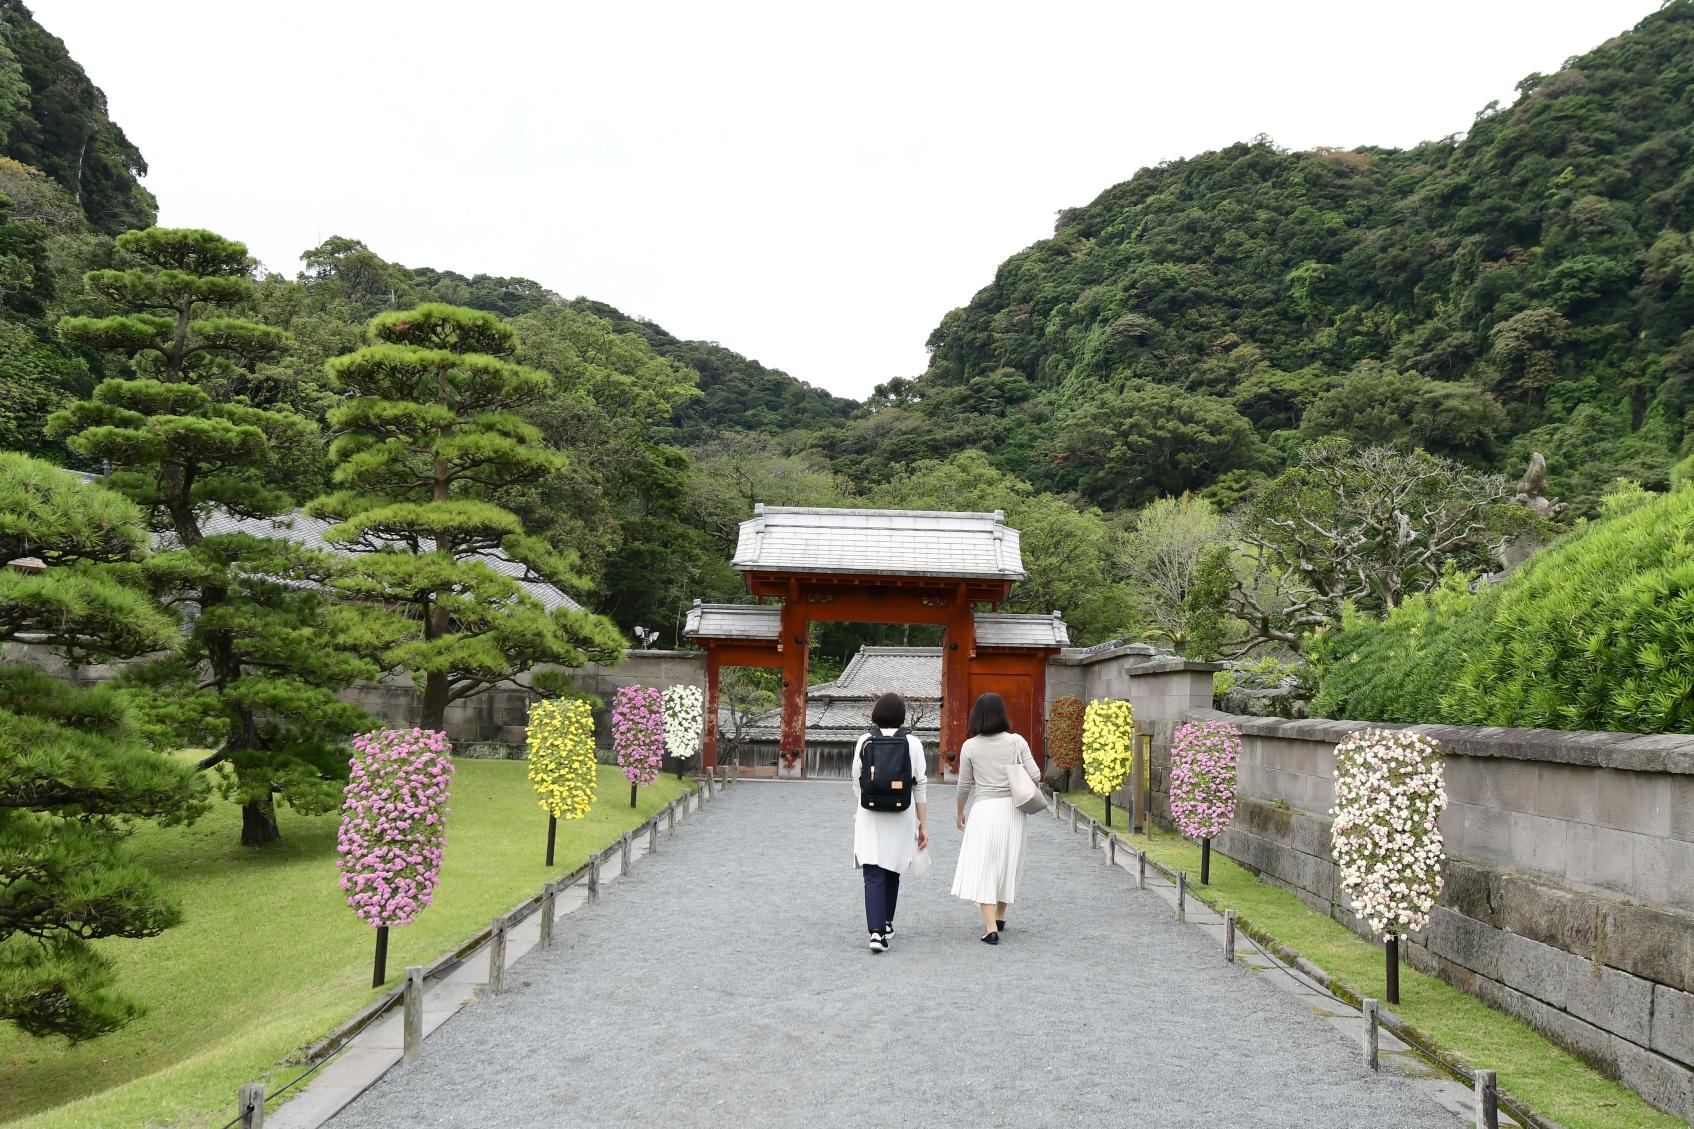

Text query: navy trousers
(863, 864), (901, 934)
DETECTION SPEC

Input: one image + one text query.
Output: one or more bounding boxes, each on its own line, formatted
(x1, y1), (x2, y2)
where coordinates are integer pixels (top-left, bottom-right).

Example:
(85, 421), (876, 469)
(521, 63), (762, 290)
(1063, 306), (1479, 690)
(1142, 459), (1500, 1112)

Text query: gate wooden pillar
(777, 592), (809, 778)
(941, 584), (976, 778)
(703, 649), (721, 769)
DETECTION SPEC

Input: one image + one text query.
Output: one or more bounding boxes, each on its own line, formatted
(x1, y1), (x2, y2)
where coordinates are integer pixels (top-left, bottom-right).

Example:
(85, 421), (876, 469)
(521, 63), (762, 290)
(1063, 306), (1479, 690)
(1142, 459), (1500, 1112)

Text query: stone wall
(1087, 656), (1694, 1121)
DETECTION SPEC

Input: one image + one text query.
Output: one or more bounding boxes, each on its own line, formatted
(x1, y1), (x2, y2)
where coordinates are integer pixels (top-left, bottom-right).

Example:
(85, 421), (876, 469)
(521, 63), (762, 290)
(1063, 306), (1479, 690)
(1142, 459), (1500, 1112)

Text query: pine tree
(49, 227), (381, 845)
(0, 452), (205, 1040)
(313, 303), (625, 729)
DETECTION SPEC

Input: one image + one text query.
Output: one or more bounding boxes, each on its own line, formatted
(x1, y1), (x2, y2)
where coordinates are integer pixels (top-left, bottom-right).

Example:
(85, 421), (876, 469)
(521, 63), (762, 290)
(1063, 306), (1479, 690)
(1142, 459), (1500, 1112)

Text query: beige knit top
(956, 731), (1041, 801)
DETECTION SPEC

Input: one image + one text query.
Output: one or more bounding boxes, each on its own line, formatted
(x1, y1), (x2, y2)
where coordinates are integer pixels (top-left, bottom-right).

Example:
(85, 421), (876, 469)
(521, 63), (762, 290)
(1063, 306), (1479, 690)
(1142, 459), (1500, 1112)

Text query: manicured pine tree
(0, 453), (206, 1040)
(49, 227), (382, 845)
(312, 303), (625, 731)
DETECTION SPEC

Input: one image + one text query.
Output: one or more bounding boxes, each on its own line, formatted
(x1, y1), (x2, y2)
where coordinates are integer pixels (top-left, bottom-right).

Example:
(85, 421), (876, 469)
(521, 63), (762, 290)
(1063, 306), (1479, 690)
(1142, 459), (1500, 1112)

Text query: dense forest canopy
(829, 1), (1694, 516)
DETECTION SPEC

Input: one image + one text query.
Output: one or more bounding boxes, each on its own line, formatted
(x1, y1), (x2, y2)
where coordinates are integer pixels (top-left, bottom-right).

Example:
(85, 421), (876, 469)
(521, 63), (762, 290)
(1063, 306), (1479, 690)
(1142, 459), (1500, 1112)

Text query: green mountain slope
(567, 298), (858, 441)
(851, 1), (1694, 513)
(0, 0), (155, 234)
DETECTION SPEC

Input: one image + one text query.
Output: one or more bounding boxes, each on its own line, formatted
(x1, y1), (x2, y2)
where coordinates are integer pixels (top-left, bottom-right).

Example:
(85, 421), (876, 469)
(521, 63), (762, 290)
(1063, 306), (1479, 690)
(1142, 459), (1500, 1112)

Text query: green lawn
(1060, 792), (1682, 1129)
(1, 761), (693, 1129)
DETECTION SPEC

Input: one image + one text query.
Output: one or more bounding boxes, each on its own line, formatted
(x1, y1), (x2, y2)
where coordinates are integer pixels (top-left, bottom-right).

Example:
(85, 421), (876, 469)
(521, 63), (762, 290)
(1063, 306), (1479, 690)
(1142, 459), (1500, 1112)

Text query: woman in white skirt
(951, 692), (1040, 944)
(851, 693), (929, 953)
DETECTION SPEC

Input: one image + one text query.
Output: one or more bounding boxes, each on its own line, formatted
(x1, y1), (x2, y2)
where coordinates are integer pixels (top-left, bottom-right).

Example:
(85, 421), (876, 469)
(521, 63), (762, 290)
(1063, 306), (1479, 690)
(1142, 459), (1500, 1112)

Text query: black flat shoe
(980, 931), (999, 945)
(997, 919), (1006, 932)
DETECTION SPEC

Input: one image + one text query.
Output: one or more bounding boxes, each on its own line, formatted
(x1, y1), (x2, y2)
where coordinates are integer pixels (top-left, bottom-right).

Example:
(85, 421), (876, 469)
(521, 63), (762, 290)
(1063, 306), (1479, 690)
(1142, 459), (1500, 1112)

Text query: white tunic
(850, 729), (928, 872)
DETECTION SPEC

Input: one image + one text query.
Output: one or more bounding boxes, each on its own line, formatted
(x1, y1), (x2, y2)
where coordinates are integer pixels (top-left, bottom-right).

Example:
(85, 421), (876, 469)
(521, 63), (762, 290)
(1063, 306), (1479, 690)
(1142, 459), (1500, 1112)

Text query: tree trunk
(421, 671), (450, 733)
(629, 782), (638, 808)
(241, 793), (282, 847)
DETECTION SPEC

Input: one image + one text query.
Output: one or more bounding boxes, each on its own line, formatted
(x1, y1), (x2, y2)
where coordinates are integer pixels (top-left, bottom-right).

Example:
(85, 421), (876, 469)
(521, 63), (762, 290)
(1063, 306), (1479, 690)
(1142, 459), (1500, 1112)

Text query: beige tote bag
(1008, 755), (1049, 814)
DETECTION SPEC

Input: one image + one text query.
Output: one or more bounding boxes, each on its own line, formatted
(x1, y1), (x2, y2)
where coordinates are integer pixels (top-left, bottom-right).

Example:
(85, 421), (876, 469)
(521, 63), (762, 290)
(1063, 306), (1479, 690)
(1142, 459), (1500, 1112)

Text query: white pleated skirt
(951, 796), (1028, 905)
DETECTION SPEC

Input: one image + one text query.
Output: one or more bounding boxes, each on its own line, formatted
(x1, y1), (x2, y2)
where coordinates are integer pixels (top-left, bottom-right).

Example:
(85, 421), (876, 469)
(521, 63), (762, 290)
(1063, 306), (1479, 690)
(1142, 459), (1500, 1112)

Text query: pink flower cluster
(1169, 719), (1241, 841)
(612, 685), (664, 788)
(336, 728), (454, 929)
(1330, 727), (1446, 939)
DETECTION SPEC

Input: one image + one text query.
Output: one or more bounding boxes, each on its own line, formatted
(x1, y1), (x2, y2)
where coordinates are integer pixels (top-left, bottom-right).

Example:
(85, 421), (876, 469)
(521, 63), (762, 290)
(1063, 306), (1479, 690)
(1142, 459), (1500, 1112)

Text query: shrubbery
(1312, 486), (1694, 733)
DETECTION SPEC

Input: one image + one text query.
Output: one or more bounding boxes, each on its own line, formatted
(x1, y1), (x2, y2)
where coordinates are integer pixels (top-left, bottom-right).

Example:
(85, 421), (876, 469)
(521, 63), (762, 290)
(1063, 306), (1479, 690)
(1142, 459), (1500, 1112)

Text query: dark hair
(967, 692), (1011, 737)
(871, 692), (906, 729)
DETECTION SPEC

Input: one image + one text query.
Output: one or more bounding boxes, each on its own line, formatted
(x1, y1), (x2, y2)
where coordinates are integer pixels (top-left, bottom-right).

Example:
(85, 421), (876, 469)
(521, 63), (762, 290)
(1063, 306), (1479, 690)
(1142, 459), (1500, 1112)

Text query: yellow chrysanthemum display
(527, 698), (597, 820)
(1082, 698), (1135, 797)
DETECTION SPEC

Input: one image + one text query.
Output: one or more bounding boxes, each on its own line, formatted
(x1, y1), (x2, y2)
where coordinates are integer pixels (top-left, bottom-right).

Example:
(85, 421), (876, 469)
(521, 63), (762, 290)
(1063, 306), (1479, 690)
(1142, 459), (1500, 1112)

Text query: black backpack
(859, 729), (915, 811)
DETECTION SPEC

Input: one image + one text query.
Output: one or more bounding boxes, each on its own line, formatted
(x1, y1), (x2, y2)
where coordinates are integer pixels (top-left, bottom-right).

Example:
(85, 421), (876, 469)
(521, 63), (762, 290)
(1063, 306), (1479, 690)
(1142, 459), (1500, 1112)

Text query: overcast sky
(32, 1), (1664, 400)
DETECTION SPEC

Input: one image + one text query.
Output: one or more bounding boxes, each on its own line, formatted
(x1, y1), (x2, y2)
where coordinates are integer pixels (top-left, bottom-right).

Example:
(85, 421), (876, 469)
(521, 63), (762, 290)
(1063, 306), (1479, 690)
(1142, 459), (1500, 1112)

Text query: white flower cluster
(663, 684), (705, 761)
(1330, 727), (1447, 939)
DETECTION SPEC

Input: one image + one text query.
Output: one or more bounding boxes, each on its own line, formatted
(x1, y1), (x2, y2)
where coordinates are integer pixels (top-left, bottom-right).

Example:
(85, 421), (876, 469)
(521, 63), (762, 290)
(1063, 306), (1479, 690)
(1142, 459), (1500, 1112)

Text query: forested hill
(836, 1), (1694, 514)
(0, 1), (155, 234)
(567, 298), (859, 441)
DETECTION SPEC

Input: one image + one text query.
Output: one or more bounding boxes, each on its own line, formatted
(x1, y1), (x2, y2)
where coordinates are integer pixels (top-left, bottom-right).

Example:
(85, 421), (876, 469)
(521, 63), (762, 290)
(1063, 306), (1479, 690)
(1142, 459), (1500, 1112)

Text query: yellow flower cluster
(527, 698), (597, 820)
(1082, 698), (1135, 797)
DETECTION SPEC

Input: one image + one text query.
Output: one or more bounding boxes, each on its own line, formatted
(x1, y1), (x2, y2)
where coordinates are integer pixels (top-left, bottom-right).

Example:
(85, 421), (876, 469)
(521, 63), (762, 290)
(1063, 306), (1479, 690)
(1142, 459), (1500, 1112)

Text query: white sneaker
(868, 932), (887, 953)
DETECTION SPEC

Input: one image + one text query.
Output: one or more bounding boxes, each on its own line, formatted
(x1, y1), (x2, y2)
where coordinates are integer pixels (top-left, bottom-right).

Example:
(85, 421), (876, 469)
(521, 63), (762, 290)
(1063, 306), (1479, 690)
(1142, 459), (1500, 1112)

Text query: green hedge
(1311, 487), (1694, 733)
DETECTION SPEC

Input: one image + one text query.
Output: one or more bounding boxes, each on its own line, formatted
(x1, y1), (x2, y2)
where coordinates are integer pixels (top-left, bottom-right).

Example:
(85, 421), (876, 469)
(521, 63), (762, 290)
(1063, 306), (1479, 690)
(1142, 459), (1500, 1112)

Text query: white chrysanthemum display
(1330, 727), (1447, 938)
(663, 684), (705, 762)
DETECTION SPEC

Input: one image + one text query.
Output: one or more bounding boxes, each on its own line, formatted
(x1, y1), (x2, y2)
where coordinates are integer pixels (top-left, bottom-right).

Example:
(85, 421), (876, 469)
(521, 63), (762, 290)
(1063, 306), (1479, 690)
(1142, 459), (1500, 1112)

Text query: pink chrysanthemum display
(1169, 719), (1241, 841)
(612, 685), (665, 790)
(1330, 727), (1446, 938)
(337, 728), (454, 929)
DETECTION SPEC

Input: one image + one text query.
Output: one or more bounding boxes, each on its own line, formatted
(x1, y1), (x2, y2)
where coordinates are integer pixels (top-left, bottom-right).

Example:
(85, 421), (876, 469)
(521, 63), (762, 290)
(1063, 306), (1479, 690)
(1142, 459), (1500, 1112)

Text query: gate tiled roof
(732, 505), (1025, 580)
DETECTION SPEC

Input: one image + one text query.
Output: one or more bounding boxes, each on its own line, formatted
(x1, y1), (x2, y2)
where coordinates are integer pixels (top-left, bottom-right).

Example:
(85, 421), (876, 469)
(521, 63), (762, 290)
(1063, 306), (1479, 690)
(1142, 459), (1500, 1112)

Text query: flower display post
(1047, 696), (1085, 786)
(612, 685), (665, 807)
(1168, 719), (1242, 884)
(527, 698), (598, 865)
(1081, 698), (1134, 826)
(337, 728), (454, 987)
(1330, 727), (1446, 1004)
(662, 684), (705, 778)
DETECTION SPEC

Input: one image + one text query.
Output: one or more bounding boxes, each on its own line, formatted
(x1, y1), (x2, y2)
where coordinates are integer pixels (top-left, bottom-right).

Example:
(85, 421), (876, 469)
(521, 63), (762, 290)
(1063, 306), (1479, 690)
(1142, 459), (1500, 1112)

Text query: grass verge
(1059, 792), (1682, 1129)
(1, 761), (693, 1129)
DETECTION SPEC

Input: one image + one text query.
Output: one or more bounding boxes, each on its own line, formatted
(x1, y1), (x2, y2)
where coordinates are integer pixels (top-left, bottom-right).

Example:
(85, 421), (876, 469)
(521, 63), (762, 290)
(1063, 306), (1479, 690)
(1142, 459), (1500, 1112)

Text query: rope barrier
(1077, 815), (1550, 1129)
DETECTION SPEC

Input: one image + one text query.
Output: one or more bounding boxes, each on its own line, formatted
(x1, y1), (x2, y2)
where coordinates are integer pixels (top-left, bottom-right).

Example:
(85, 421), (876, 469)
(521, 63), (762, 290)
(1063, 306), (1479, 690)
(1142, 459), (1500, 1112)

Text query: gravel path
(326, 781), (1456, 1128)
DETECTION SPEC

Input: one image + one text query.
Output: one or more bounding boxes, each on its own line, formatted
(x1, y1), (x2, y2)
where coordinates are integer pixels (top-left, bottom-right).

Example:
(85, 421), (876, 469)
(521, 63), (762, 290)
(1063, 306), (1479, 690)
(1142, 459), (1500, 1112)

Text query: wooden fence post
(648, 819), (658, 854)
(403, 965), (424, 1066)
(1224, 909), (1236, 963)
(1089, 820), (1099, 848)
(1176, 871), (1187, 922)
(538, 884), (556, 950)
(1137, 849), (1146, 890)
(1362, 998), (1379, 1072)
(1069, 805), (1079, 832)
(238, 1083), (265, 1128)
(621, 832), (632, 875)
(588, 855), (601, 903)
(1474, 1069), (1498, 1129)
(1107, 835), (1116, 867)
(487, 916), (507, 995)
(667, 801), (677, 836)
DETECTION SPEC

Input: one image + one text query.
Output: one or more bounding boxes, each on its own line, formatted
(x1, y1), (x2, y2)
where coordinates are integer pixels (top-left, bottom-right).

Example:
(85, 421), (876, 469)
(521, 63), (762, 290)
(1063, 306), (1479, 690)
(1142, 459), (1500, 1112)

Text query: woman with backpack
(950, 692), (1041, 945)
(851, 692), (929, 954)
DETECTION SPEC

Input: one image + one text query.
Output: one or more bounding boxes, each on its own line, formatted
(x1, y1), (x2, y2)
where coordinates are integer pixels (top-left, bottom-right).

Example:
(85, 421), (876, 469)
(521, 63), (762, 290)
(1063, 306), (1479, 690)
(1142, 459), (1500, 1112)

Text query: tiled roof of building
(683, 601), (779, 640)
(732, 505), (1025, 581)
(975, 612), (1070, 649)
(189, 509), (584, 613)
(743, 645), (943, 742)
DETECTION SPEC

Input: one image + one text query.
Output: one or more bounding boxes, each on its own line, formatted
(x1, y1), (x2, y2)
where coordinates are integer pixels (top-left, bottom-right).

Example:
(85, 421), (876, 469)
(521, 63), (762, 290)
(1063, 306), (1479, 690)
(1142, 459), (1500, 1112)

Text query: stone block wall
(1087, 654), (1694, 1121)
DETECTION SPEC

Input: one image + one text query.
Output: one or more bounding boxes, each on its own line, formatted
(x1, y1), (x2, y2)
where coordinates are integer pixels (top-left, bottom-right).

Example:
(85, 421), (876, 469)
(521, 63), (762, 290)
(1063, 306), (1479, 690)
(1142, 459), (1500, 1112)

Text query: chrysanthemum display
(612, 685), (665, 804)
(1047, 696), (1085, 773)
(527, 698), (597, 821)
(337, 728), (453, 934)
(1169, 719), (1241, 841)
(1330, 727), (1446, 939)
(1082, 698), (1135, 798)
(663, 684), (705, 762)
